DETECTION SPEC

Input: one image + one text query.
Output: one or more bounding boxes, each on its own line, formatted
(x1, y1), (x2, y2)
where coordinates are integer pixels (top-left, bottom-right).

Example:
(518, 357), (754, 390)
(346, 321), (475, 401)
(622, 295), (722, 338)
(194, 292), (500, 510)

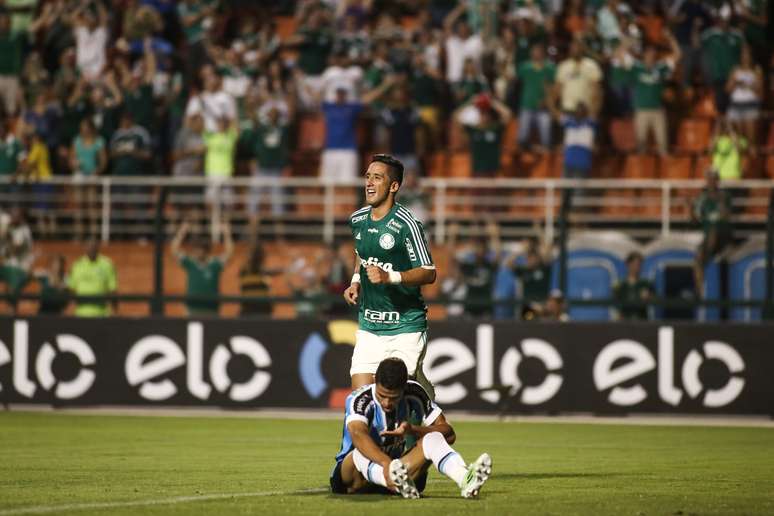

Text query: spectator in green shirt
(613, 252), (654, 321)
(456, 94), (513, 177)
(287, 4), (333, 108)
(121, 38), (157, 135)
(0, 207), (32, 312)
(507, 237), (553, 313)
(0, 120), (22, 179)
(516, 44), (556, 151)
(629, 33), (680, 155)
(67, 239), (118, 317)
(177, 0), (217, 77)
(0, 12), (24, 116)
(691, 169), (732, 295)
(247, 106), (289, 243)
(34, 254), (69, 315)
(171, 219), (234, 316)
(410, 53), (443, 150)
(700, 17), (743, 114)
(452, 58), (490, 106)
(110, 111), (151, 176)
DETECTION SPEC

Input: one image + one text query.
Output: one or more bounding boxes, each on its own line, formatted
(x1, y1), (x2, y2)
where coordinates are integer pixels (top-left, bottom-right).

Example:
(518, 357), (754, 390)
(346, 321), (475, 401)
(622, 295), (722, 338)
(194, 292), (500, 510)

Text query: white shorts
(320, 149), (358, 183)
(350, 330), (427, 377)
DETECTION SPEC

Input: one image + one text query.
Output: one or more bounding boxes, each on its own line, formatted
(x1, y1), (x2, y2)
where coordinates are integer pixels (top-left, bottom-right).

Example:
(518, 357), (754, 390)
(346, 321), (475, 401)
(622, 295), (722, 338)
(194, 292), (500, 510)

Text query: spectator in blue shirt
(315, 75), (397, 183)
(558, 102), (595, 179)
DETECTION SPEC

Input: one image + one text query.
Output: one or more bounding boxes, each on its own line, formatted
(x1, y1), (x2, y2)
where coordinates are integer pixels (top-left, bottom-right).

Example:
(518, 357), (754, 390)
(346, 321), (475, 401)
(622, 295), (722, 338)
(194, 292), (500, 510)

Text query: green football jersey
(350, 203), (434, 336)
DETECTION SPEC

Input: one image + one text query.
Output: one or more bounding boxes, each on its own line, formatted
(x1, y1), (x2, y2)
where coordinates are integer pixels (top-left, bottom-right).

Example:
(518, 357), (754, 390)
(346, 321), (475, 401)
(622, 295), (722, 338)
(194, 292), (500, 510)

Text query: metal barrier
(1, 176), (772, 243)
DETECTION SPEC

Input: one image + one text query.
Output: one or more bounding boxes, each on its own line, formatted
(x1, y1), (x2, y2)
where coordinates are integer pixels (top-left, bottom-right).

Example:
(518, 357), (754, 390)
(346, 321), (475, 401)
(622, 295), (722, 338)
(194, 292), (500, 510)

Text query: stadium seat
(551, 232), (640, 320)
(692, 91), (718, 118)
(297, 114), (326, 151)
(550, 152), (564, 178)
(525, 151), (551, 179)
(276, 16), (298, 39)
(502, 118), (519, 154)
(400, 15), (418, 30)
(676, 118), (712, 154)
(693, 154), (712, 178)
(449, 151), (472, 178)
(766, 155), (774, 179)
(728, 236), (769, 322)
(609, 118), (637, 153)
(766, 120), (774, 152)
(642, 234), (703, 320)
(658, 154), (693, 179)
(427, 152), (448, 177)
(623, 154), (657, 179)
(448, 121), (468, 151)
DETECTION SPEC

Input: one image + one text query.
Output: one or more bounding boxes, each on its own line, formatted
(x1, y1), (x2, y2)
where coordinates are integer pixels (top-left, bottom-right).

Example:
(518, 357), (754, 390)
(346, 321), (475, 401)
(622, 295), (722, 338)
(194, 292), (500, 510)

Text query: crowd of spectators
(0, 0), (769, 320)
(0, 1), (768, 220)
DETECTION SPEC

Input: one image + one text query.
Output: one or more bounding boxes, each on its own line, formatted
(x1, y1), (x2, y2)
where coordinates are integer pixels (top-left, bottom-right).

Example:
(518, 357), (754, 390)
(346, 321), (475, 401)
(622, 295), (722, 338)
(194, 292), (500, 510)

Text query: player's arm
(343, 251), (361, 305)
(365, 265), (436, 287)
(171, 221), (189, 261)
(381, 413), (456, 445)
(347, 420), (393, 470)
(366, 216), (437, 286)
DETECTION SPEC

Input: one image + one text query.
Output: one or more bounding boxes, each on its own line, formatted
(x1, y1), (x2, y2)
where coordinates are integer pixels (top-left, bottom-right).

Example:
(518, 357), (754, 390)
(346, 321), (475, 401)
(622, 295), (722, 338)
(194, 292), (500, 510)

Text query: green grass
(1, 412), (773, 515)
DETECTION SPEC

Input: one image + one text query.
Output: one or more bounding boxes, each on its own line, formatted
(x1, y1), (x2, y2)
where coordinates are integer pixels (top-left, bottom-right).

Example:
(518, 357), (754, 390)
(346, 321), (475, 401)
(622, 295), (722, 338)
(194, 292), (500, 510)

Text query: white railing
(1, 176), (772, 243)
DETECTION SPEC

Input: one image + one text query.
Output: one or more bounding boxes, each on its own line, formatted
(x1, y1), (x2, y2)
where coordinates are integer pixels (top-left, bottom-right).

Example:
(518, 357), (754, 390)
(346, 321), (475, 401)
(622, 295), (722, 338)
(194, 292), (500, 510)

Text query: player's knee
(421, 431), (445, 453)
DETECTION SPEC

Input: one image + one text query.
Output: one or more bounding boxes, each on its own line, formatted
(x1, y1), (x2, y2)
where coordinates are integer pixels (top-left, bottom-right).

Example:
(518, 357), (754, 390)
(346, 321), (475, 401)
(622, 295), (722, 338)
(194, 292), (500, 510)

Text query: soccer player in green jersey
(343, 154), (437, 394)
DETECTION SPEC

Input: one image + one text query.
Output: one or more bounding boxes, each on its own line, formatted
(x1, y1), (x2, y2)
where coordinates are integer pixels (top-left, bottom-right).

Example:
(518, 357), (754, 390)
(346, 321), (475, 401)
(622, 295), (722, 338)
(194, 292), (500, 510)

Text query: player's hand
(380, 422), (412, 439)
(366, 266), (388, 284)
(382, 461), (397, 492)
(343, 283), (360, 305)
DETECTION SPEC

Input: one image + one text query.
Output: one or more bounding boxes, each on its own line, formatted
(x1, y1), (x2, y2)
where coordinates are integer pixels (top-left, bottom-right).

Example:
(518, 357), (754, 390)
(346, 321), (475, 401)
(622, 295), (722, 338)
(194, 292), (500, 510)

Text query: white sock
(422, 432), (468, 487)
(352, 449), (388, 487)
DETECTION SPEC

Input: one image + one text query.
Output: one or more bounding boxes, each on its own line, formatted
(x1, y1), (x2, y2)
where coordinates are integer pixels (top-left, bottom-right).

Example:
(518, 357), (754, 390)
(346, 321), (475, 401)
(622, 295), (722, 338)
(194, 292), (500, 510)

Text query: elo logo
(299, 320), (358, 407)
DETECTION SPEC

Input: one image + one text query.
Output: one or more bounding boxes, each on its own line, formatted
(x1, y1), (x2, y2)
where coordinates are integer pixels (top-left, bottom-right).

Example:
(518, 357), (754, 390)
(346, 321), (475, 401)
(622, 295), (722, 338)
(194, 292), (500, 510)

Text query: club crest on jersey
(379, 233), (396, 250)
(386, 219), (403, 233)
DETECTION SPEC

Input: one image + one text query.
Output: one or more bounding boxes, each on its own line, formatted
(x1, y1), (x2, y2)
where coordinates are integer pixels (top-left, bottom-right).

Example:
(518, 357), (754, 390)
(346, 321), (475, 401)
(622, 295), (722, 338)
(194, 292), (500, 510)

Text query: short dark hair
(626, 251), (643, 264)
(194, 237), (212, 252)
(375, 358), (408, 390)
(371, 154), (404, 186)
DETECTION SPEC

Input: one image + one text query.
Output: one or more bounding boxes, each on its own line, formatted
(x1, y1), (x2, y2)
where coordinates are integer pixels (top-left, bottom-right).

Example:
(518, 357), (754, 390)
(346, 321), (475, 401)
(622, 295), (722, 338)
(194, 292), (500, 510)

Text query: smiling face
(374, 383), (403, 413)
(364, 161), (398, 208)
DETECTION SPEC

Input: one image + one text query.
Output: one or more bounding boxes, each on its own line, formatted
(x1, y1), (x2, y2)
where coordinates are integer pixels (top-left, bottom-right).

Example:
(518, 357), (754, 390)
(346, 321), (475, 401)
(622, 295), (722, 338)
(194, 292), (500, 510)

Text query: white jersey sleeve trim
(422, 406), (443, 427)
(346, 414), (369, 426)
(396, 208), (433, 266)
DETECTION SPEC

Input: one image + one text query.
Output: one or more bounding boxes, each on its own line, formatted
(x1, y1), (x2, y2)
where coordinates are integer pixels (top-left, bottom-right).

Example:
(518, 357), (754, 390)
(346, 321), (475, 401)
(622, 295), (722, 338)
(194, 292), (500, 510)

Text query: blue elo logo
(299, 321), (357, 407)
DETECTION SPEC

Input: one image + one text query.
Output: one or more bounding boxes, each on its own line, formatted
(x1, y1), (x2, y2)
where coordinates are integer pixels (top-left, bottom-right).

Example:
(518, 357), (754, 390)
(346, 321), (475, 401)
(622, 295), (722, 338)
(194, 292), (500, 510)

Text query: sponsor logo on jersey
(355, 232), (361, 240)
(364, 309), (400, 323)
(353, 390), (373, 413)
(405, 238), (417, 261)
(367, 228), (379, 234)
(387, 219), (403, 233)
(352, 214), (368, 223)
(379, 233), (396, 250)
(360, 257), (394, 270)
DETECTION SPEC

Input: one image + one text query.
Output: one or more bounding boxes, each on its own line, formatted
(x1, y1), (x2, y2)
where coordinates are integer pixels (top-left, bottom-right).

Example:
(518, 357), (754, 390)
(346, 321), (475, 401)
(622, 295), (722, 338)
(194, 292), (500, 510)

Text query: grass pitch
(1, 412), (773, 515)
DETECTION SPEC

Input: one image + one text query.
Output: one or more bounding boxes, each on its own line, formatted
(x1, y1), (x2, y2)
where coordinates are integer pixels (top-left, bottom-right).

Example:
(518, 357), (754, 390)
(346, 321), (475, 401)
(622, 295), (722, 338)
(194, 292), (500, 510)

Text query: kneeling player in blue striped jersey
(330, 358), (492, 499)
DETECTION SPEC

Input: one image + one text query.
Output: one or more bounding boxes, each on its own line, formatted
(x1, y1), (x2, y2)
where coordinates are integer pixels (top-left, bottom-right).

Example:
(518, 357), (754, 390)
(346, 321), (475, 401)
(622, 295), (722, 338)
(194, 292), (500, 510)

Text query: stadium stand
(0, 0), (772, 321)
